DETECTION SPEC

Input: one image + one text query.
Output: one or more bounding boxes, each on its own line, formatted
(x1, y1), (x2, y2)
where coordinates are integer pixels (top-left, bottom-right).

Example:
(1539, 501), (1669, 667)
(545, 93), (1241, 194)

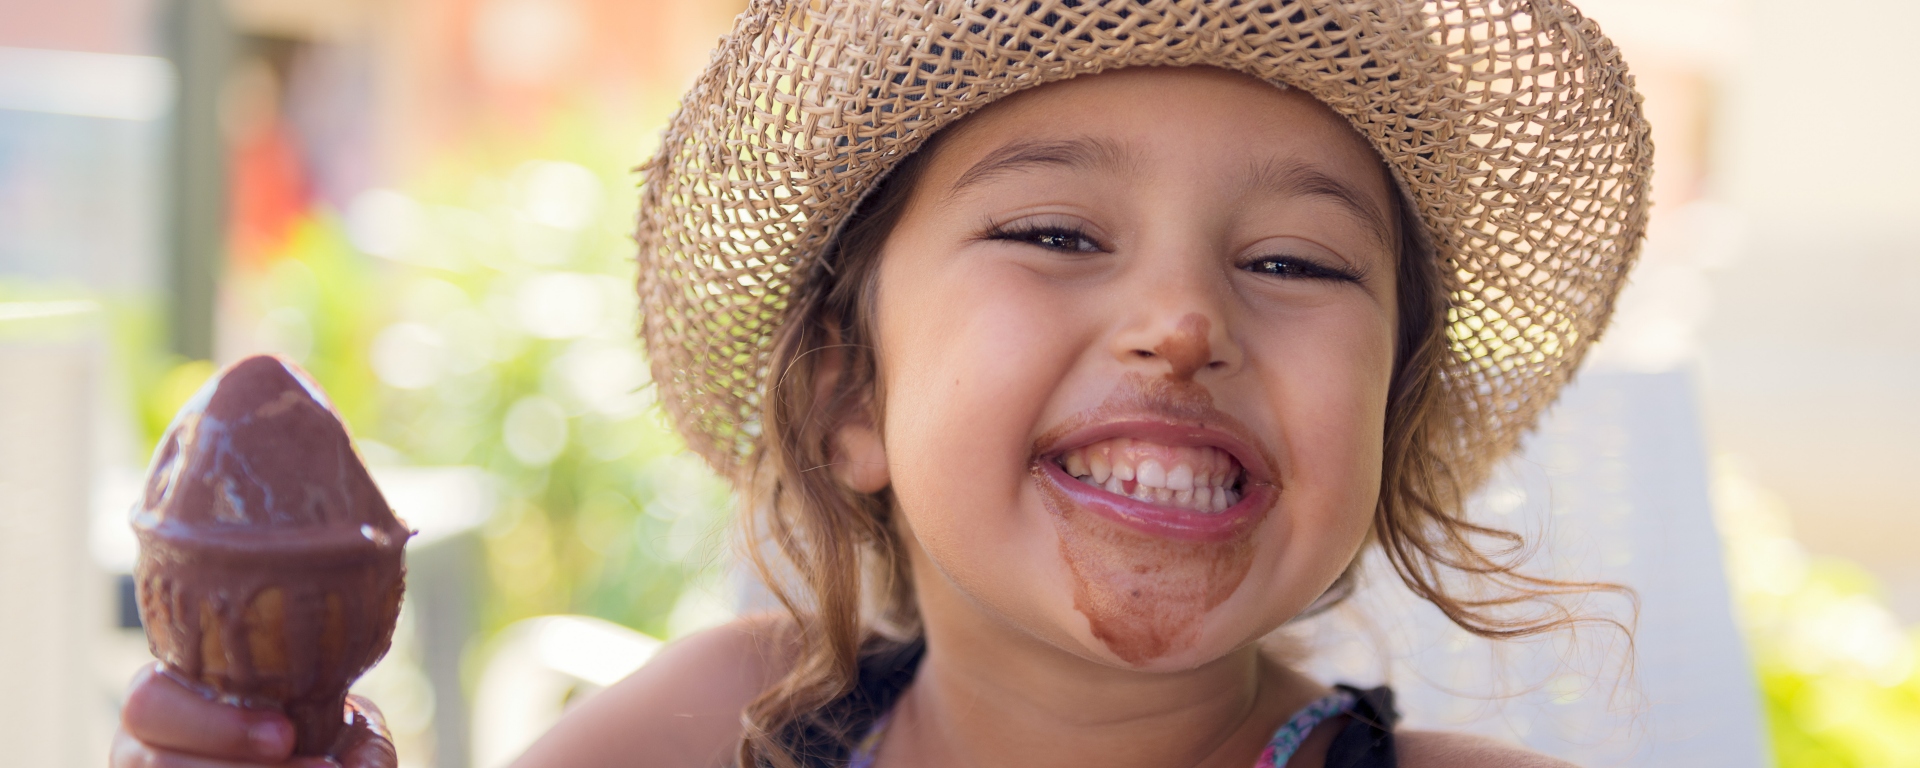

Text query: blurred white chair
(470, 615), (661, 768)
(0, 334), (105, 766)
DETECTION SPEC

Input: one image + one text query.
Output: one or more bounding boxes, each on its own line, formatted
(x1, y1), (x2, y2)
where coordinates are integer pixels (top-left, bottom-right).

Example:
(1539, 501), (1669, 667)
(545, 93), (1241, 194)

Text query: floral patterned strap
(1256, 687), (1360, 768)
(846, 710), (892, 768)
(845, 687), (1359, 768)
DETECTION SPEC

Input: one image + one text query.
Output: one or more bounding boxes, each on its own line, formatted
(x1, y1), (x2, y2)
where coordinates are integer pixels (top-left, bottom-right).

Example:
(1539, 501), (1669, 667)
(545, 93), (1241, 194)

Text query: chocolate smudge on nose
(1152, 313), (1212, 381)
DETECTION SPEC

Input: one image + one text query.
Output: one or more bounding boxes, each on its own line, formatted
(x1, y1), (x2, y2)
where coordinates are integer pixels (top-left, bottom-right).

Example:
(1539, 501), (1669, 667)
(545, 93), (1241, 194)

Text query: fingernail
(248, 718), (291, 756)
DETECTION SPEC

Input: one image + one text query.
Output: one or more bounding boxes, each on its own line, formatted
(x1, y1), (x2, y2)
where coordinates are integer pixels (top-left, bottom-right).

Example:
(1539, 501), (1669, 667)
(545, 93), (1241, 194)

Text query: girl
(113, 2), (1650, 767)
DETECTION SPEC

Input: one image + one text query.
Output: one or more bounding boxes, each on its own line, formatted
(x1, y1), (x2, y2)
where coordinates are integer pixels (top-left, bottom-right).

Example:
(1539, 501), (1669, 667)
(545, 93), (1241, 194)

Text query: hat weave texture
(635, 0), (1651, 481)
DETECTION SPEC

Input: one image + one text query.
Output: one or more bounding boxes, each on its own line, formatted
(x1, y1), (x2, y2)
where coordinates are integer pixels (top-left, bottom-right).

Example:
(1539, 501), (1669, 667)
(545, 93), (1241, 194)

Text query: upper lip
(1033, 413), (1278, 490)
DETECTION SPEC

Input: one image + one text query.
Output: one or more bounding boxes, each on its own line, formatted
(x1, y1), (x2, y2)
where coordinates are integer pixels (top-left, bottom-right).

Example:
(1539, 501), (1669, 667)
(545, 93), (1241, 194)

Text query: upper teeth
(1059, 438), (1243, 513)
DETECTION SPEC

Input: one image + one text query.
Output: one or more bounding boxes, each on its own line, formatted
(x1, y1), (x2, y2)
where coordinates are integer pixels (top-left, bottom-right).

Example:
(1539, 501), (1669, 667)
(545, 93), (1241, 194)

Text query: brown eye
(989, 224), (1104, 253)
(1243, 255), (1360, 282)
(1032, 231), (1093, 251)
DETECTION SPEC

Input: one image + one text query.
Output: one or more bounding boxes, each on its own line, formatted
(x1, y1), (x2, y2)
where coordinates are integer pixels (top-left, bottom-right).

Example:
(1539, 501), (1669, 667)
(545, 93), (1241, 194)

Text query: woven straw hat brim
(635, 0), (1651, 484)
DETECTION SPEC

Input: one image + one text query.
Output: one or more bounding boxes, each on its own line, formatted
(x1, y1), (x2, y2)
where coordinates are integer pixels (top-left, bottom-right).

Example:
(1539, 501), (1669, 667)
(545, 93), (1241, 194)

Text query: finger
(121, 664), (295, 762)
(113, 727), (331, 768)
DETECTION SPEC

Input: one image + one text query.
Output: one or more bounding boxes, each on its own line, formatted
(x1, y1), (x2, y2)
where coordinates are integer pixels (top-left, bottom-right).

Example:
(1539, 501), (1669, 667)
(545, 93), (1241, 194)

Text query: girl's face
(857, 67), (1400, 670)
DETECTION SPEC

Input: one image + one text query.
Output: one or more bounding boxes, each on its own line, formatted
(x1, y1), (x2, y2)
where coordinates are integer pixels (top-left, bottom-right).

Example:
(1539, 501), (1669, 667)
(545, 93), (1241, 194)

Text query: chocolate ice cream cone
(133, 355), (410, 757)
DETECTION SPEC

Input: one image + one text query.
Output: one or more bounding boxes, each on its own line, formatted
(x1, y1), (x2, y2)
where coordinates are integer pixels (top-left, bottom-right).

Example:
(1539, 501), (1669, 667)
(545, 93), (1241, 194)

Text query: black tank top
(771, 638), (1399, 767)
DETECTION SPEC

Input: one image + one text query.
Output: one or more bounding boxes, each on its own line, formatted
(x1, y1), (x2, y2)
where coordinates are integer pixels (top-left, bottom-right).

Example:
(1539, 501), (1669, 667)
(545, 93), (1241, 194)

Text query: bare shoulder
(1395, 730), (1579, 768)
(509, 613), (797, 768)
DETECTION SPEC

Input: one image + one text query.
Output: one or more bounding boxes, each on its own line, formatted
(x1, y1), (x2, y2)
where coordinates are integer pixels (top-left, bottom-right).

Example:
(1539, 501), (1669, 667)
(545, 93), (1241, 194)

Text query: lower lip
(1034, 460), (1274, 542)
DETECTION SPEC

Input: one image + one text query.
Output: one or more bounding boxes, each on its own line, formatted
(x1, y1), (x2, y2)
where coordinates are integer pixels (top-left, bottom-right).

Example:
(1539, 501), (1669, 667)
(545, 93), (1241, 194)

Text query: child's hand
(111, 663), (397, 768)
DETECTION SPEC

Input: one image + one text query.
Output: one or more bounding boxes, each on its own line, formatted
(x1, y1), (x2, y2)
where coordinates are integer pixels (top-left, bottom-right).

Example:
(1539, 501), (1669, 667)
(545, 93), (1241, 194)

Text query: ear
(812, 333), (891, 494)
(833, 411), (891, 494)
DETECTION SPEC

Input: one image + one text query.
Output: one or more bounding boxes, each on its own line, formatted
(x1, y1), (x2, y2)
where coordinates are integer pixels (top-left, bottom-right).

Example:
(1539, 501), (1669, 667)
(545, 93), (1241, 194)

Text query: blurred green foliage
(1749, 564), (1920, 765)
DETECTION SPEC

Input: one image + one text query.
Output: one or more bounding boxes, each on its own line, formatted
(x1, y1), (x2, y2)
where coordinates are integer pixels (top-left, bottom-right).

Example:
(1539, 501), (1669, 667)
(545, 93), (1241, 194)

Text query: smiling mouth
(1056, 438), (1245, 513)
(1030, 373), (1278, 541)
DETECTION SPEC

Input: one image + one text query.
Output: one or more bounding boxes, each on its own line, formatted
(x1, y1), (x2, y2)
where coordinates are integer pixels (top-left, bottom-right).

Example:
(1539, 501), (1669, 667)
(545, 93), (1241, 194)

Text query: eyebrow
(945, 137), (1138, 200)
(1245, 157), (1397, 252)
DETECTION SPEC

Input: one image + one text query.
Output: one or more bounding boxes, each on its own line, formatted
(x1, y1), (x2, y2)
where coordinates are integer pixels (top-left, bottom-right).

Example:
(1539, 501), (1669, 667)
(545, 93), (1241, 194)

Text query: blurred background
(0, 0), (1913, 765)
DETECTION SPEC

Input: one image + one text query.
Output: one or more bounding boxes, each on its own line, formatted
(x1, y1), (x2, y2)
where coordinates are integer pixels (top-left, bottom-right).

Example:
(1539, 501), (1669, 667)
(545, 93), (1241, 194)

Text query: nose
(1110, 277), (1242, 383)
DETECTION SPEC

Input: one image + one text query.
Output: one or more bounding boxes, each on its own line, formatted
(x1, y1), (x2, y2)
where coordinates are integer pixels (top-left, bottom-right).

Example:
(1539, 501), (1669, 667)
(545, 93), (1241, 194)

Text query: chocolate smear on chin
(132, 355), (409, 757)
(1033, 372), (1263, 665)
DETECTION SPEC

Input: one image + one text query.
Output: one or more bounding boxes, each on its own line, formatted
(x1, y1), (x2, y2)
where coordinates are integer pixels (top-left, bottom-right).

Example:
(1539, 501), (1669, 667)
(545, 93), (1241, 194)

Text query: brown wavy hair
(731, 132), (1630, 767)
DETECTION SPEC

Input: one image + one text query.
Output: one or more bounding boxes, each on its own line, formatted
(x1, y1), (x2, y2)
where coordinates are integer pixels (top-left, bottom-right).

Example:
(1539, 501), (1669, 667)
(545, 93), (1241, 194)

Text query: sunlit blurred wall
(1700, 0), (1920, 620)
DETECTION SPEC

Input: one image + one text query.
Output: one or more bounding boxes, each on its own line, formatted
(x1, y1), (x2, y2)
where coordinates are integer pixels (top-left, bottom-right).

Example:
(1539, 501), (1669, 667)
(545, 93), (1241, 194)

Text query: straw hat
(634, 0), (1651, 482)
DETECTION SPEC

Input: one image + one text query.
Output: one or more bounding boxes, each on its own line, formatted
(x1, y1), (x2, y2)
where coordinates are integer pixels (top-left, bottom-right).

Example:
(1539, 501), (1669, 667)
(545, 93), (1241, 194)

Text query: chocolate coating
(133, 355), (409, 757)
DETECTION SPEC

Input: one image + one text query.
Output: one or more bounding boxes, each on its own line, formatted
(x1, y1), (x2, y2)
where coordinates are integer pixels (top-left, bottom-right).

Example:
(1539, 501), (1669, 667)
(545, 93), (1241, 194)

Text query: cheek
(872, 259), (1080, 589)
(1242, 306), (1395, 594)
(1267, 302), (1393, 474)
(1277, 332), (1391, 498)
